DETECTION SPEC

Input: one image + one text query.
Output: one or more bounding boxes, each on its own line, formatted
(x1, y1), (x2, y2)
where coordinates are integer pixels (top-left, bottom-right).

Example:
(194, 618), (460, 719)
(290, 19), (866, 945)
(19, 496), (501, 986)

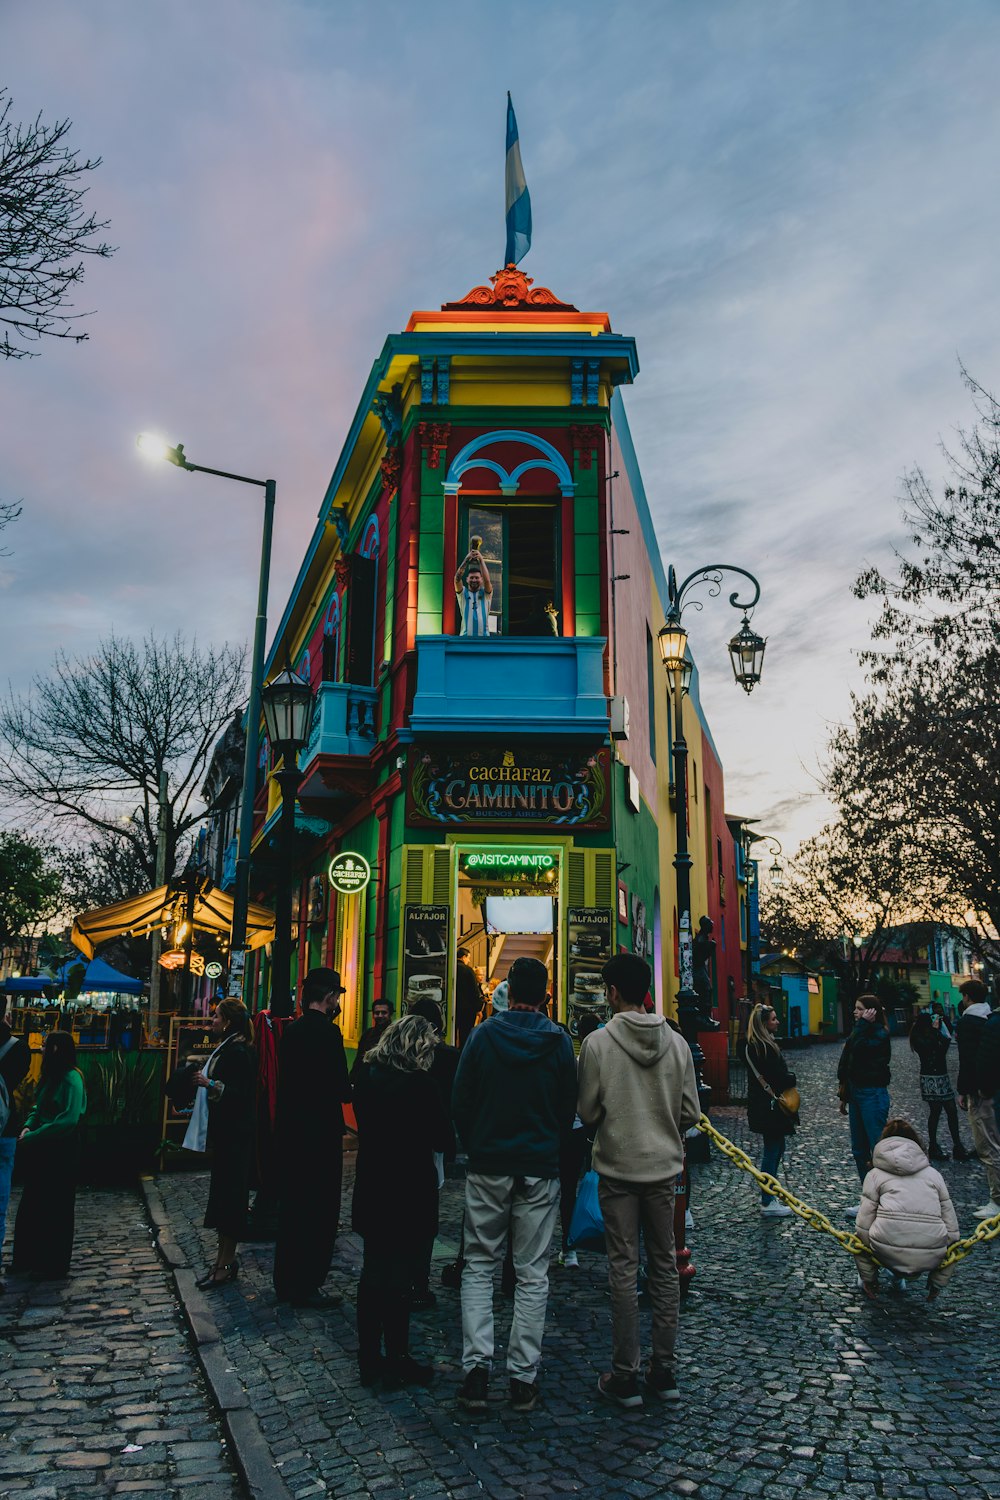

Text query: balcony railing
(409, 636), (608, 737)
(301, 680), (379, 767)
(221, 836), (238, 891)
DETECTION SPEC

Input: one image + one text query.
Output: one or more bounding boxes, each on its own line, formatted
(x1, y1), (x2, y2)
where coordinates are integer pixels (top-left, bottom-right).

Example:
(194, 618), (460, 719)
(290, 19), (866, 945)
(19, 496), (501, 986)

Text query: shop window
(460, 502), (560, 636)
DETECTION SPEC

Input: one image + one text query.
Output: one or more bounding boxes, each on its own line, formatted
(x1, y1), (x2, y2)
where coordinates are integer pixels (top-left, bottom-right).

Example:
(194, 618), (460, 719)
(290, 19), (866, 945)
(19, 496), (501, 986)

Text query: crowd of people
(1, 960), (999, 1407)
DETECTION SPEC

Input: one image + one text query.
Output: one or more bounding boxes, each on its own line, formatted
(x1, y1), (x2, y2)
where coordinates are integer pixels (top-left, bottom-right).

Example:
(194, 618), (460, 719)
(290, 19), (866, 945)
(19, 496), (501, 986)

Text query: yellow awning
(71, 880), (275, 960)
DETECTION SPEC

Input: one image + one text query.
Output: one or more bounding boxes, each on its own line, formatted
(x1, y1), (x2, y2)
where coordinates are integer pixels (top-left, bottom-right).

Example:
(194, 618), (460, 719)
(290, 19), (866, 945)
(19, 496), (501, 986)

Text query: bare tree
(758, 813), (924, 1012)
(0, 633), (247, 889)
(0, 89), (114, 359)
(0, 499), (21, 555)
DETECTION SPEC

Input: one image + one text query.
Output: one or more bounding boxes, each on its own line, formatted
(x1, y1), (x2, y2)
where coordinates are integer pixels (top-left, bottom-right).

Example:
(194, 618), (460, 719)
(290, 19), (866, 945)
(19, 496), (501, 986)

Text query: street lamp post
(657, 563), (767, 1044)
(136, 435), (276, 973)
(657, 563), (766, 1289)
(260, 668), (314, 1020)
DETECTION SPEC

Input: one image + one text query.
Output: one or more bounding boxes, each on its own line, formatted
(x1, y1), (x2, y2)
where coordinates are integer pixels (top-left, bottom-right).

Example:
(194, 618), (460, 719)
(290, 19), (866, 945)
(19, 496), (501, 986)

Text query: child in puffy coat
(855, 1119), (960, 1302)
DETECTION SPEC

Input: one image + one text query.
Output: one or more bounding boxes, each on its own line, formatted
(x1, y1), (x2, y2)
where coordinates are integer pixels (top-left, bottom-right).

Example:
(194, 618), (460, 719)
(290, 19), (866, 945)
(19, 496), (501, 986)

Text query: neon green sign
(464, 851), (555, 872)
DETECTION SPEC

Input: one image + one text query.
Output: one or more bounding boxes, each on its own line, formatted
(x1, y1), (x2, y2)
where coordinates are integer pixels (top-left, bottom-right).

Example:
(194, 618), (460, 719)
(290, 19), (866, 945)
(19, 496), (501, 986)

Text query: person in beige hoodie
(855, 1118), (960, 1302)
(577, 953), (700, 1409)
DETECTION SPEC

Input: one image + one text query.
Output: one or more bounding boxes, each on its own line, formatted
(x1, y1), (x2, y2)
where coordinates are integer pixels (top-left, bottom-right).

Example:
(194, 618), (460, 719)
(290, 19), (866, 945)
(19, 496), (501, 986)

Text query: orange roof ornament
(443, 264), (578, 312)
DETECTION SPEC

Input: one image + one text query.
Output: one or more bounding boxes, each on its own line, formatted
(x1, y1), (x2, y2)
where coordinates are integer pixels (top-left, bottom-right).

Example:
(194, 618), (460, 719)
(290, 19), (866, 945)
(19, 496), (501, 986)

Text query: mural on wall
(406, 746), (611, 829)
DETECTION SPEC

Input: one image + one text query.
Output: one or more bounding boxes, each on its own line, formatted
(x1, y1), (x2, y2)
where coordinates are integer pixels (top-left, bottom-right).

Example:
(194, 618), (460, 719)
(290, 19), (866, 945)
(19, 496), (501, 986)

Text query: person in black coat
(405, 996), (459, 1305)
(191, 999), (255, 1289)
(272, 967), (352, 1309)
(909, 1011), (973, 1161)
(352, 1015), (453, 1389)
(0, 1007), (31, 1283)
(742, 1002), (797, 1217)
(837, 996), (892, 1196)
(455, 949), (484, 1049)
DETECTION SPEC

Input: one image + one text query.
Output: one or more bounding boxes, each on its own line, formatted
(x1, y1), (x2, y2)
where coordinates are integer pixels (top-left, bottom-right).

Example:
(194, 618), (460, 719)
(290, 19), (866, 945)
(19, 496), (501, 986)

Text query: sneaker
(382, 1355), (435, 1390)
(928, 1145), (949, 1161)
(974, 1200), (1000, 1219)
(643, 1367), (680, 1402)
(562, 1250), (579, 1269)
(597, 1372), (643, 1409)
(952, 1146), (976, 1162)
(760, 1202), (792, 1218)
(457, 1366), (489, 1412)
(843, 1204), (861, 1221)
(927, 1285), (942, 1303)
(509, 1377), (538, 1412)
(684, 1208), (694, 1232)
(859, 1279), (879, 1301)
(887, 1273), (908, 1294)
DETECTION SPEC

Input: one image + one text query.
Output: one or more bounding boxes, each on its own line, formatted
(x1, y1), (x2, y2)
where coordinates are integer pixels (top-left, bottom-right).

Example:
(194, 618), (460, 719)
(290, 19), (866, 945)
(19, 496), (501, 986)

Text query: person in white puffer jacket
(855, 1118), (960, 1302)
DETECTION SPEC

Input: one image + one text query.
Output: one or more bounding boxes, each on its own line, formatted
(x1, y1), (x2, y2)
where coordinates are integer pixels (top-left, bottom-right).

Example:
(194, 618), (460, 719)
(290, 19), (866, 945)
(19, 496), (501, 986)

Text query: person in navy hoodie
(452, 956), (576, 1415)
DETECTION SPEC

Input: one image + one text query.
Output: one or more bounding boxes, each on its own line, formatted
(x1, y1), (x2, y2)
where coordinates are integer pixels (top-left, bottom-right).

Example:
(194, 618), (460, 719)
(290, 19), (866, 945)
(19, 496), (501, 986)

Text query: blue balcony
(409, 636), (608, 737)
(296, 681), (380, 818)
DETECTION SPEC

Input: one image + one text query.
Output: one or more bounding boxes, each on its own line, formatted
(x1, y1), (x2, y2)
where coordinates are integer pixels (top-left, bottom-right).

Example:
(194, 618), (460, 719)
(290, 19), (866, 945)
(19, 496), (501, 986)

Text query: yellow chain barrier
(695, 1114), (1000, 1270)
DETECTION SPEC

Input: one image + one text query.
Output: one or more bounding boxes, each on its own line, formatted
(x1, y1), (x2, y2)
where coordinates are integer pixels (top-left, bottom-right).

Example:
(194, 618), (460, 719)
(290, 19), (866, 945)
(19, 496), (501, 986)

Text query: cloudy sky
(3, 0), (999, 853)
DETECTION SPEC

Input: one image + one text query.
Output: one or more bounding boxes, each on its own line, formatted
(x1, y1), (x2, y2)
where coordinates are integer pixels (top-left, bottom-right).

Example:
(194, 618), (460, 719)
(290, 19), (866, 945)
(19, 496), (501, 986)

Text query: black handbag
(164, 1059), (200, 1110)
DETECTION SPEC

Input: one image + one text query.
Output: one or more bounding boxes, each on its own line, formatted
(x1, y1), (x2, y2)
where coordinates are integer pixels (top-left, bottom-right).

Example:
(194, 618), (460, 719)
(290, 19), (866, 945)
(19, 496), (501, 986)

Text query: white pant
(461, 1173), (560, 1382)
(968, 1095), (1000, 1201)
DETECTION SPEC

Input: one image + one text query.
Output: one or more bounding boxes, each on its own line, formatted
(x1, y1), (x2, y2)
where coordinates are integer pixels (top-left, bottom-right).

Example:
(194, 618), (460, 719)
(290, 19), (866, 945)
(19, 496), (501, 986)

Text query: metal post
(268, 760), (299, 1020)
(148, 769), (169, 1038)
(671, 675), (699, 1035)
(231, 478), (276, 972)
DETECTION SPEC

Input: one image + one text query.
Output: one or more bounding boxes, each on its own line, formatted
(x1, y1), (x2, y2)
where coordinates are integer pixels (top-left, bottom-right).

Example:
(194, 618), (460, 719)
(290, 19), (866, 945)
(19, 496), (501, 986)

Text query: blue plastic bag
(567, 1169), (605, 1252)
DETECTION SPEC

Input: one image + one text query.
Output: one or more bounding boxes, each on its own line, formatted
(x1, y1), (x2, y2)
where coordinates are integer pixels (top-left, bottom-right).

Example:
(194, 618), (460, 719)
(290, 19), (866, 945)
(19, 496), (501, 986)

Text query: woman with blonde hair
(186, 999), (255, 1289)
(742, 1001), (798, 1218)
(352, 1015), (453, 1389)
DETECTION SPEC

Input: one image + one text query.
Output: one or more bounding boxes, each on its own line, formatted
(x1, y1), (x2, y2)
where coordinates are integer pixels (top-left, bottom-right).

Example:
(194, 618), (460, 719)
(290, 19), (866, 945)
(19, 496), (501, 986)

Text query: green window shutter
(432, 846), (453, 904)
(403, 846), (425, 905)
(566, 849), (587, 906)
(592, 850), (615, 909)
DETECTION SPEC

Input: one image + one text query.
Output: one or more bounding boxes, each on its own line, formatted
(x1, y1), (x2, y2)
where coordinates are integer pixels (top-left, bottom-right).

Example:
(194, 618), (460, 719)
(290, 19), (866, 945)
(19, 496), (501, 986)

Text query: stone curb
(139, 1175), (293, 1500)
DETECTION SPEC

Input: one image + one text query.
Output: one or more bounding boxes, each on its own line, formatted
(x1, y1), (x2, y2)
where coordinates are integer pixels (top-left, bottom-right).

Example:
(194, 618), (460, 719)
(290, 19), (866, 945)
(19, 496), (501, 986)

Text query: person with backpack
(742, 1001), (798, 1218)
(0, 1003), (31, 1289)
(11, 1030), (87, 1281)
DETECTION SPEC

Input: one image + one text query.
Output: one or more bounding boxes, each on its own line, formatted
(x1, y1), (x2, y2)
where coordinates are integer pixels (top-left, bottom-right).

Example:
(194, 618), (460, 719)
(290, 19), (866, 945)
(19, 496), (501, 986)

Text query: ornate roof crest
(443, 264), (578, 312)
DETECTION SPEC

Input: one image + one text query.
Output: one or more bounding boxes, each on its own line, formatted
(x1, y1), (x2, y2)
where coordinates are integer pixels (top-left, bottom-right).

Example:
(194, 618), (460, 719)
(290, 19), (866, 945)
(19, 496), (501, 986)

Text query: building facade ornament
(418, 421), (451, 470)
(443, 265), (577, 312)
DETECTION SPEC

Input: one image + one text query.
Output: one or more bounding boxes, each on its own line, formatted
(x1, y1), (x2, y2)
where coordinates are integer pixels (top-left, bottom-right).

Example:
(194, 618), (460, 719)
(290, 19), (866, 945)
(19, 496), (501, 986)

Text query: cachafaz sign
(463, 851), (555, 873)
(407, 746), (611, 829)
(328, 852), (372, 895)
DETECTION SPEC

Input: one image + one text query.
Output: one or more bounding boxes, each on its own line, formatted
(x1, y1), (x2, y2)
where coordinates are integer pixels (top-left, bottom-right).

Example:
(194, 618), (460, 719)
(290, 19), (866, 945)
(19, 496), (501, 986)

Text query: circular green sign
(328, 852), (372, 895)
(205, 961), (224, 979)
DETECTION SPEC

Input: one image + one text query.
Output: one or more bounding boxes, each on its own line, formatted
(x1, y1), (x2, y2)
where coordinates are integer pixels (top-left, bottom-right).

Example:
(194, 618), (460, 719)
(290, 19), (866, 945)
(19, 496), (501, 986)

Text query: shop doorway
(456, 847), (560, 1015)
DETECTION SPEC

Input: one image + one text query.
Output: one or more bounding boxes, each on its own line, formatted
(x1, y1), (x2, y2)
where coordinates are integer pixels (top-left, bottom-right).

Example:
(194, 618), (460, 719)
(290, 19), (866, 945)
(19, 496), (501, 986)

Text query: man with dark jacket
(272, 967), (352, 1308)
(956, 979), (1000, 1218)
(0, 1005), (31, 1290)
(350, 998), (392, 1083)
(578, 954), (700, 1408)
(455, 949), (485, 1049)
(452, 956), (576, 1413)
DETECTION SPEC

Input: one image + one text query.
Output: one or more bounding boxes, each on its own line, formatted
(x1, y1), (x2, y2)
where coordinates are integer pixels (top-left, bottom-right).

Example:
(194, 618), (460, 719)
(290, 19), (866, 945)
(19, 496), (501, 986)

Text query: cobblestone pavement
(0, 1186), (242, 1500)
(26, 1037), (1000, 1500)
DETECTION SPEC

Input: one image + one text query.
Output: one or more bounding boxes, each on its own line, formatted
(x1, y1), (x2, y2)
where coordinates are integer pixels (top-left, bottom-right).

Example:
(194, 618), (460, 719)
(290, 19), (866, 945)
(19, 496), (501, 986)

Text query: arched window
(298, 649), (311, 686)
(322, 594), (341, 682)
(346, 515), (380, 686)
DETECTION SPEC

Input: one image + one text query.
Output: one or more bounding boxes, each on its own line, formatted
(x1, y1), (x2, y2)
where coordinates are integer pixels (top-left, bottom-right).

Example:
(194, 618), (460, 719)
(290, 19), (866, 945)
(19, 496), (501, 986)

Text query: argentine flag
(505, 93), (532, 266)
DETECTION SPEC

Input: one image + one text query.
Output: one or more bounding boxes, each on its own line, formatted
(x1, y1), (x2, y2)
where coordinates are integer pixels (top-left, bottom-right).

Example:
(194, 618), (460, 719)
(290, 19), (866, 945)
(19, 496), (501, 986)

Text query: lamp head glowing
(136, 433), (190, 468)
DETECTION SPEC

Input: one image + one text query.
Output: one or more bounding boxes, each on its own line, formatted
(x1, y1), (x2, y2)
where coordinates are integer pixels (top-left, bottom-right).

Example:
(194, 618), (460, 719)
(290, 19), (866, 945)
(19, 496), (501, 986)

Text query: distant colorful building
(239, 266), (747, 1051)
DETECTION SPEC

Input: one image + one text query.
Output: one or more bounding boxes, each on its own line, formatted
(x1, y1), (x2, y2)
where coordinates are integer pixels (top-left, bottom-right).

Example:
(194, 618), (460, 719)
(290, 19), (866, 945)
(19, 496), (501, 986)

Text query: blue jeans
(0, 1136), (17, 1267)
(760, 1136), (786, 1204)
(848, 1086), (890, 1181)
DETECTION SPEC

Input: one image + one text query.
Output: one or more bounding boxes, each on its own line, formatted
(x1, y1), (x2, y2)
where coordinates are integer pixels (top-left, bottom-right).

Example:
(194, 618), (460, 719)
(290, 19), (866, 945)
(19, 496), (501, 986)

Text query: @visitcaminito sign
(328, 852), (371, 895)
(205, 961), (224, 979)
(463, 851), (555, 873)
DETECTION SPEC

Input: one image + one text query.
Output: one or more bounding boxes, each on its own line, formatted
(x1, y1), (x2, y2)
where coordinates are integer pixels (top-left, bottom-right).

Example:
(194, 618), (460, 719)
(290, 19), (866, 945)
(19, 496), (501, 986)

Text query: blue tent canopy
(0, 974), (55, 994)
(58, 955), (144, 996)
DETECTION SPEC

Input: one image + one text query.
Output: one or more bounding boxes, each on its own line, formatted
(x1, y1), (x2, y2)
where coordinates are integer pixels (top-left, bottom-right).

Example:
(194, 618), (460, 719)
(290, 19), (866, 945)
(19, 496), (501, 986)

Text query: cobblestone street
(0, 1187), (241, 1500)
(154, 1037), (999, 1500)
(4, 1036), (999, 1500)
